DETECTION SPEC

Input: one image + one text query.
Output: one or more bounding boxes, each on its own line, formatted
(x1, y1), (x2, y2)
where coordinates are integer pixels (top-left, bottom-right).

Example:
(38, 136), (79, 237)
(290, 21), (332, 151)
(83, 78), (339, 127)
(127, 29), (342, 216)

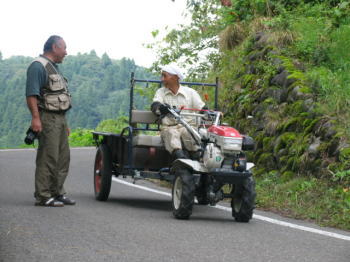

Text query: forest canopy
(0, 51), (154, 148)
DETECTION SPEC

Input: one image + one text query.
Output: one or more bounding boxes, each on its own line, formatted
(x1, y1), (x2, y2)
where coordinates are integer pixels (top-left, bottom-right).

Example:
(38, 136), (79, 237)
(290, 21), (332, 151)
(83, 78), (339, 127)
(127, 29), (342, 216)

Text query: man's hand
(31, 117), (42, 133)
(151, 102), (171, 116)
(159, 103), (171, 115)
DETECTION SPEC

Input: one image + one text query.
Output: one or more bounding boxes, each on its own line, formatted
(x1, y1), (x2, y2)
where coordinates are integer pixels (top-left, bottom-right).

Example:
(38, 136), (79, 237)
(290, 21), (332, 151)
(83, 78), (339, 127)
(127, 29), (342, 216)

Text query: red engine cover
(208, 126), (242, 138)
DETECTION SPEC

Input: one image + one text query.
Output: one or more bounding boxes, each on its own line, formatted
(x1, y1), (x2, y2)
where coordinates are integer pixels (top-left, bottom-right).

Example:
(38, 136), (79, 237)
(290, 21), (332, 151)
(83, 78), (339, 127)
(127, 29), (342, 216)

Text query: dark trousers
(34, 111), (70, 201)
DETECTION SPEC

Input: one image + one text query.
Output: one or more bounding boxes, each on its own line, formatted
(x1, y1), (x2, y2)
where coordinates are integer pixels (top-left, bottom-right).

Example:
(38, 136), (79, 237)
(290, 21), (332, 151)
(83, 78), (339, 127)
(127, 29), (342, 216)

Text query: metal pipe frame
(127, 72), (219, 176)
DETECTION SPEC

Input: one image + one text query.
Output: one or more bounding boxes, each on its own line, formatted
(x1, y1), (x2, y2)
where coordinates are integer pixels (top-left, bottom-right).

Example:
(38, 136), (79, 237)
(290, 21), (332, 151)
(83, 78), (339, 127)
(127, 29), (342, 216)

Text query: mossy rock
(281, 171), (295, 182)
(270, 69), (297, 88)
(287, 85), (313, 103)
(275, 148), (289, 160)
(302, 119), (313, 127)
(241, 74), (256, 88)
(304, 117), (321, 134)
(253, 148), (264, 162)
(254, 131), (265, 149)
(317, 141), (331, 154)
(287, 156), (301, 172)
(263, 97), (275, 105)
(246, 151), (255, 162)
(299, 112), (312, 119)
(254, 167), (267, 176)
(274, 132), (297, 153)
(259, 86), (287, 103)
(320, 122), (337, 140)
(247, 50), (267, 61)
(299, 86), (312, 94)
(284, 100), (305, 115)
(257, 152), (276, 169)
(328, 162), (339, 173)
(308, 159), (322, 175)
(279, 117), (304, 132)
(330, 162), (350, 174)
(341, 160), (350, 171)
(340, 148), (350, 161)
(264, 119), (280, 136)
(262, 137), (274, 152)
(288, 71), (307, 82)
(278, 155), (289, 167)
(327, 137), (340, 156)
(289, 137), (309, 157)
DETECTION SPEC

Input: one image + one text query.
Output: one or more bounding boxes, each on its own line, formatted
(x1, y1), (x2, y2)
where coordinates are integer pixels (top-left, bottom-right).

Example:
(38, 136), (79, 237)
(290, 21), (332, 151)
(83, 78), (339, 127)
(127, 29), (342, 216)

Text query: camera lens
(24, 133), (34, 145)
(24, 128), (37, 145)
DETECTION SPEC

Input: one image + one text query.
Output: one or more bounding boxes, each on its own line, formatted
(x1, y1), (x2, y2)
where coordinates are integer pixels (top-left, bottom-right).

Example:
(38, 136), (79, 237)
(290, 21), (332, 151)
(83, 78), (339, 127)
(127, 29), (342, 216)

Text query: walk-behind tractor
(92, 74), (256, 222)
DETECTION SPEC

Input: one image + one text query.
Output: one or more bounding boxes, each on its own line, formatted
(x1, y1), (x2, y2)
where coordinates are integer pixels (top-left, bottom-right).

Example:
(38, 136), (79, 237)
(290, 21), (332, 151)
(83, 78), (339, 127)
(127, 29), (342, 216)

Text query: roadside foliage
(148, 0), (350, 230)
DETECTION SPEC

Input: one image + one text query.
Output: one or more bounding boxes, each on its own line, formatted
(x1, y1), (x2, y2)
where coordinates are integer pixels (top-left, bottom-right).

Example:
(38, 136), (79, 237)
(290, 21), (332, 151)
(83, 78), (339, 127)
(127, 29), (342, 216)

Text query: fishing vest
(33, 56), (72, 112)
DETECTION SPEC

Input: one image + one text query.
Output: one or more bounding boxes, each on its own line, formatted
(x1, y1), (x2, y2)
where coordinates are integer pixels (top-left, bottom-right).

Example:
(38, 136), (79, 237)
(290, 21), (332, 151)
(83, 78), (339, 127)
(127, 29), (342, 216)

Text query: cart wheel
(231, 177), (256, 222)
(94, 144), (112, 201)
(172, 167), (195, 219)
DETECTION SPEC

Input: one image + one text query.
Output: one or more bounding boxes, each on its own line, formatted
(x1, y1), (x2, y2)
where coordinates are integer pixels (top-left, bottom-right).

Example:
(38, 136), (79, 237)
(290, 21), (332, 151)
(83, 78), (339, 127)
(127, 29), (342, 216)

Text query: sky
(0, 0), (188, 67)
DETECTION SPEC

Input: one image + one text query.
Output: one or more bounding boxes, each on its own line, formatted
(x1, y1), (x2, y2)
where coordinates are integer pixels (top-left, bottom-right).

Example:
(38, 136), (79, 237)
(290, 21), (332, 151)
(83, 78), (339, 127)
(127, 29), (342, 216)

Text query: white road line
(0, 147), (95, 152)
(113, 177), (171, 197)
(0, 148), (36, 152)
(112, 177), (350, 242)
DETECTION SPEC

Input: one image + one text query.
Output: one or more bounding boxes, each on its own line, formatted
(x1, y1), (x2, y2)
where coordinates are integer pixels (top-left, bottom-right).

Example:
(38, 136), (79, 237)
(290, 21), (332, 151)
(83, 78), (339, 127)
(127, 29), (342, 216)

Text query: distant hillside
(0, 51), (154, 148)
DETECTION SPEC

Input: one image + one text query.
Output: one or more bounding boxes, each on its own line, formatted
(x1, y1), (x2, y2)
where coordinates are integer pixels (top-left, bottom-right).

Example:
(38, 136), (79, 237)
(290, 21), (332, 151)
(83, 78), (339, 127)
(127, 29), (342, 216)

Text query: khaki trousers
(160, 124), (200, 154)
(34, 111), (70, 201)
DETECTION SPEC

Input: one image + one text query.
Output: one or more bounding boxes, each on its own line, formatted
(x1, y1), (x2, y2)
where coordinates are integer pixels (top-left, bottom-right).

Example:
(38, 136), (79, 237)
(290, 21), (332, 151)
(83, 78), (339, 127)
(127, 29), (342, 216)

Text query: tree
(0, 53), (155, 148)
(148, 0), (222, 79)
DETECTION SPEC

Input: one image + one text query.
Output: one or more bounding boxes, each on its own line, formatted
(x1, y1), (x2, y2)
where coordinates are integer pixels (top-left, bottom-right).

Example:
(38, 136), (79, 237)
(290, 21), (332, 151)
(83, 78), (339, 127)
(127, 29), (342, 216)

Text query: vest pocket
(58, 94), (71, 111)
(43, 93), (71, 111)
(49, 74), (65, 91)
(44, 94), (60, 111)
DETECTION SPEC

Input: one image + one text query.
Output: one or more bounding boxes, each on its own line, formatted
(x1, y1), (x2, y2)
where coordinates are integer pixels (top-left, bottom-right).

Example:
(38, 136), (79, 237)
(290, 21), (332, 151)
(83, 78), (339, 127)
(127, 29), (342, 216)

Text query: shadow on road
(107, 197), (171, 212)
(189, 213), (253, 225)
(106, 197), (247, 225)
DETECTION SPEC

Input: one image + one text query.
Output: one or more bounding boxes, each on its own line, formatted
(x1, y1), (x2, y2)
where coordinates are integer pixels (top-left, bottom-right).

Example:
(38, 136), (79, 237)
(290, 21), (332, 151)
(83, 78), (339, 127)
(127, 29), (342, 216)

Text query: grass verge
(255, 171), (350, 231)
(152, 172), (350, 231)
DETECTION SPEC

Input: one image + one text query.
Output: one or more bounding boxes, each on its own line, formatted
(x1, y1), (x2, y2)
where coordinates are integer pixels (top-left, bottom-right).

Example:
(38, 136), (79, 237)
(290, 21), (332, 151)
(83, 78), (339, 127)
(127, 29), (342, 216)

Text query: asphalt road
(0, 148), (349, 262)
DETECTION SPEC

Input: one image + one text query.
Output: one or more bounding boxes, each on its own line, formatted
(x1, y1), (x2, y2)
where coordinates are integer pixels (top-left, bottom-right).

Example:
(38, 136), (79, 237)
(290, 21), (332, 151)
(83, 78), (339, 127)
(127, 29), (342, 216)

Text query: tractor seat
(131, 110), (165, 148)
(132, 135), (164, 148)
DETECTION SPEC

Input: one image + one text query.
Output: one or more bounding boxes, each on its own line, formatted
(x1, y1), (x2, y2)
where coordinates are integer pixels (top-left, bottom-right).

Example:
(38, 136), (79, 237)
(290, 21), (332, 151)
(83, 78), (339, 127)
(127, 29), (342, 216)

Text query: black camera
(24, 127), (38, 145)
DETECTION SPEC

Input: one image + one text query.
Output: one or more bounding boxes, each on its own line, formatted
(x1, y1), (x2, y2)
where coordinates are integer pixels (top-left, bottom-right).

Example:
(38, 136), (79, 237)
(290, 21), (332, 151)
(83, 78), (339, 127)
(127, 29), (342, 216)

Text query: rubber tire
(172, 168), (195, 219)
(94, 144), (112, 201)
(231, 177), (256, 222)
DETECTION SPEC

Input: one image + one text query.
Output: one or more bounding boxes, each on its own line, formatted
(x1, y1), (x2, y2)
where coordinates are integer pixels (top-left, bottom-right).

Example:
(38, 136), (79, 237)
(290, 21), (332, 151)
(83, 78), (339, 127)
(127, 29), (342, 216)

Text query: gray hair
(43, 35), (63, 53)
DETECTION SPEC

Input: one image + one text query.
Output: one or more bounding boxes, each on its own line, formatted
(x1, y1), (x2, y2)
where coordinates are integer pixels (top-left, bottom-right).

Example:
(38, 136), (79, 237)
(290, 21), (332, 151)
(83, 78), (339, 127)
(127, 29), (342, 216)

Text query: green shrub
(328, 24), (350, 70)
(95, 116), (128, 133)
(290, 16), (330, 64)
(69, 116), (129, 147)
(69, 128), (95, 147)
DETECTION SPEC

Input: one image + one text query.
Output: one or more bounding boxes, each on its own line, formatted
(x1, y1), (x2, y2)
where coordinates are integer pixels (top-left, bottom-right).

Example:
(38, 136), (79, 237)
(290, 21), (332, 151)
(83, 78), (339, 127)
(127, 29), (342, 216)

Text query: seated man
(151, 64), (205, 159)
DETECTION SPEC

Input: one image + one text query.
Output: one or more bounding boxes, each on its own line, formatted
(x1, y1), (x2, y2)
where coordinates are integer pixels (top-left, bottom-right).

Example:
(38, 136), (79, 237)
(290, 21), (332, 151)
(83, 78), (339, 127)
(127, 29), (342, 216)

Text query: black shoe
(172, 149), (189, 160)
(56, 195), (76, 205)
(35, 197), (64, 207)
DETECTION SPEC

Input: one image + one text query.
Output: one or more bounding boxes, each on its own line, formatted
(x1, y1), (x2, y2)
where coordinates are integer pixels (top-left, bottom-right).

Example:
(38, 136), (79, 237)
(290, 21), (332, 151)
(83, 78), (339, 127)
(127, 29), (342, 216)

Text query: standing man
(151, 64), (205, 160)
(26, 35), (75, 207)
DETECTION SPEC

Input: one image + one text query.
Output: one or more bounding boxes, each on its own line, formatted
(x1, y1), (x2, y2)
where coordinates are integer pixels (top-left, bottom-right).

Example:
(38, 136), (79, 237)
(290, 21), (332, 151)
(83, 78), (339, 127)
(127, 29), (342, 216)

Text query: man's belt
(39, 108), (66, 115)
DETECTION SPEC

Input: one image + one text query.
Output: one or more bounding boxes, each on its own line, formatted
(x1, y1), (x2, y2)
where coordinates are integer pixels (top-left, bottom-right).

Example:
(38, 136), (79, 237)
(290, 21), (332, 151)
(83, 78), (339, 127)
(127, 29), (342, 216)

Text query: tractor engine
(202, 125), (244, 170)
(208, 125), (243, 154)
